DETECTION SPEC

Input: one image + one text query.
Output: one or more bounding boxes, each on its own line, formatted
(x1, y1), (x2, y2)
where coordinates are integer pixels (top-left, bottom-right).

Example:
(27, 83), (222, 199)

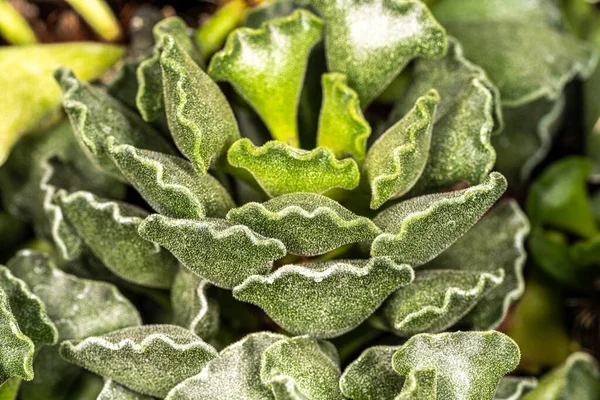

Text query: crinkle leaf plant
(0, 0), (599, 399)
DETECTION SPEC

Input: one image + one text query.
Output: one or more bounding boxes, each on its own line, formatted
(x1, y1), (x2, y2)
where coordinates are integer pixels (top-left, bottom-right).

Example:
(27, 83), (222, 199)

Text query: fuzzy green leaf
(316, 73), (371, 162)
(391, 38), (498, 193)
(209, 10), (323, 146)
(392, 331), (520, 400)
(55, 68), (175, 181)
(261, 336), (343, 400)
(233, 257), (413, 338)
(58, 191), (178, 289)
(171, 267), (219, 340)
(138, 214), (286, 289)
(396, 367), (437, 399)
(97, 380), (155, 400)
(60, 325), (218, 398)
(108, 141), (235, 219)
(376, 269), (504, 336)
(425, 200), (530, 330)
(227, 193), (381, 256)
(159, 33), (240, 174)
(166, 332), (287, 400)
(312, 0), (447, 105)
(228, 138), (360, 197)
(494, 377), (537, 400)
(364, 90), (439, 209)
(371, 172), (507, 264)
(7, 251), (141, 340)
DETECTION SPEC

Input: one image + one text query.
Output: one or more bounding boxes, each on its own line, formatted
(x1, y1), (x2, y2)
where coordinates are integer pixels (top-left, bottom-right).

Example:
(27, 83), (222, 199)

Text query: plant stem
(0, 0), (37, 45)
(196, 0), (248, 58)
(65, 0), (122, 41)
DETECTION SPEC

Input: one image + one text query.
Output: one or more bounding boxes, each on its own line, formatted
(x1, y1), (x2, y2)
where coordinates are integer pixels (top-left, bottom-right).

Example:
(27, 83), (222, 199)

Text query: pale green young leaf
(376, 269), (504, 337)
(425, 200), (530, 330)
(312, 0), (447, 106)
(392, 331), (520, 400)
(137, 17), (204, 122)
(227, 193), (381, 256)
(391, 38), (498, 193)
(54, 68), (175, 181)
(371, 172), (507, 265)
(97, 380), (155, 400)
(494, 377), (537, 400)
(171, 268), (219, 340)
(209, 10), (323, 146)
(57, 191), (178, 289)
(260, 336), (343, 400)
(364, 90), (440, 209)
(6, 251), (141, 340)
(138, 214), (286, 289)
(166, 332), (287, 400)
(522, 352), (600, 400)
(159, 34), (239, 174)
(108, 141), (235, 219)
(60, 325), (218, 398)
(233, 257), (413, 338)
(316, 73), (371, 162)
(228, 139), (360, 197)
(0, 377), (21, 400)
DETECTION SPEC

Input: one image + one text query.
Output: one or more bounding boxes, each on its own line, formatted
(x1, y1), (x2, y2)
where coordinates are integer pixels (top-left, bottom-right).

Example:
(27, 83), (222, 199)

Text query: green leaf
(159, 33), (240, 175)
(494, 377), (537, 400)
(363, 90), (439, 209)
(261, 336), (343, 400)
(97, 380), (155, 400)
(371, 172), (507, 264)
(340, 345), (404, 400)
(0, 42), (123, 166)
(396, 367), (437, 399)
(137, 17), (204, 122)
(138, 214), (286, 289)
(55, 68), (175, 181)
(57, 191), (178, 289)
(425, 200), (530, 330)
(227, 138), (360, 197)
(233, 257), (413, 338)
(312, 0), (447, 106)
(108, 141), (235, 219)
(60, 325), (218, 398)
(0, 377), (21, 400)
(376, 269), (504, 336)
(226, 193), (381, 256)
(0, 266), (57, 347)
(392, 331), (520, 400)
(7, 251), (141, 340)
(209, 10), (323, 146)
(521, 352), (600, 400)
(316, 73), (371, 162)
(391, 37), (498, 193)
(171, 268), (219, 340)
(166, 332), (287, 400)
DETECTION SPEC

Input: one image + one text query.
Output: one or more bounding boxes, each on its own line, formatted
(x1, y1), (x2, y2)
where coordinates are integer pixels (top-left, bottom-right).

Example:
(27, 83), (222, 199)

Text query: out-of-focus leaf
(585, 61), (600, 179)
(0, 0), (37, 45)
(0, 377), (21, 400)
(233, 257), (413, 338)
(138, 214), (286, 289)
(97, 380), (155, 400)
(494, 377), (537, 400)
(209, 10), (323, 146)
(226, 193), (381, 256)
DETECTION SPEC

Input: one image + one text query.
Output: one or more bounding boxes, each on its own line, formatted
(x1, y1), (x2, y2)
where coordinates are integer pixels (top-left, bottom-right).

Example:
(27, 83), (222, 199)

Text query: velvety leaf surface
(138, 214), (286, 289)
(494, 377), (537, 400)
(166, 332), (287, 400)
(425, 200), (530, 330)
(171, 267), (219, 340)
(312, 0), (447, 105)
(159, 33), (240, 174)
(396, 367), (437, 399)
(226, 193), (381, 256)
(0, 43), (123, 166)
(391, 38), (498, 193)
(364, 90), (439, 209)
(209, 10), (323, 146)
(97, 380), (155, 400)
(316, 73), (371, 162)
(260, 336), (343, 400)
(55, 68), (175, 181)
(7, 251), (141, 340)
(392, 331), (520, 400)
(233, 257), (414, 338)
(60, 325), (218, 398)
(228, 139), (360, 197)
(371, 172), (507, 264)
(58, 191), (178, 289)
(109, 142), (235, 219)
